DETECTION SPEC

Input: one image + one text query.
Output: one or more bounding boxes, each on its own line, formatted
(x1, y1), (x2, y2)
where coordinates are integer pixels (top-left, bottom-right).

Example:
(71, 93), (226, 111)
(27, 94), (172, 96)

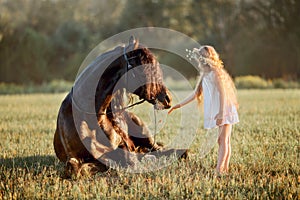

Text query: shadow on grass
(0, 155), (65, 177)
(0, 155), (57, 169)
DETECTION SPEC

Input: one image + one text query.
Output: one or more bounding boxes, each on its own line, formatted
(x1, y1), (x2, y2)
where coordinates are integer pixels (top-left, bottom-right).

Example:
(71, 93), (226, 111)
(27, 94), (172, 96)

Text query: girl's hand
(168, 104), (181, 114)
(214, 112), (224, 126)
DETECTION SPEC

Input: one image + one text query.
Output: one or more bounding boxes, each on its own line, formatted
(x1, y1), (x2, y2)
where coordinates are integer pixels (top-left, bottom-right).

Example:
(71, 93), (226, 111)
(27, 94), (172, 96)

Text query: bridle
(123, 46), (138, 73)
(99, 46), (147, 115)
(123, 46), (159, 104)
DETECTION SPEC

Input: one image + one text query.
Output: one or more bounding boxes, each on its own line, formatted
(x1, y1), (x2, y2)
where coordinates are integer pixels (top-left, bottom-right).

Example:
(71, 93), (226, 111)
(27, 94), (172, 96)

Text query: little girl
(168, 45), (239, 174)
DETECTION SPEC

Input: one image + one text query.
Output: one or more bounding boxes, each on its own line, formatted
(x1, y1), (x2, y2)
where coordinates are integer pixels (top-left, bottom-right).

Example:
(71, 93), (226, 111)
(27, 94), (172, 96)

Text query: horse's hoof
(65, 158), (81, 178)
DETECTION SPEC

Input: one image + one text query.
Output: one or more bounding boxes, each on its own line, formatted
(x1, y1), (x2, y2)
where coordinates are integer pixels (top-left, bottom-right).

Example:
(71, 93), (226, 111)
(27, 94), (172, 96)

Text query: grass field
(0, 90), (299, 199)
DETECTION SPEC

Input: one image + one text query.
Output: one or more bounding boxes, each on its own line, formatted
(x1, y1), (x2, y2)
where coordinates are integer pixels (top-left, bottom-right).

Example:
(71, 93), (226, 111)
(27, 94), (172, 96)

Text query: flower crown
(186, 48), (221, 67)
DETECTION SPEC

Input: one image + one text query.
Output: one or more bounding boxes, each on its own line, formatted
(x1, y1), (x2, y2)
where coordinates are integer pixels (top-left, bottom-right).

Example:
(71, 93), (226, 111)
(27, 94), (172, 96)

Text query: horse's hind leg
(53, 128), (68, 162)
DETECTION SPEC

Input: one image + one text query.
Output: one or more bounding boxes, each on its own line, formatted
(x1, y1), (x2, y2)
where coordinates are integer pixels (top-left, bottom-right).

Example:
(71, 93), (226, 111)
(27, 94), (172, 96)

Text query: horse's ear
(129, 36), (139, 50)
(129, 36), (135, 45)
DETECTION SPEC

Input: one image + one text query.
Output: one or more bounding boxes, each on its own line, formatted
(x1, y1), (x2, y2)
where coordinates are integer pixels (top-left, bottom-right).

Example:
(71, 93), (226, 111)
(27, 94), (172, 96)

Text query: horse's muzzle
(153, 90), (172, 110)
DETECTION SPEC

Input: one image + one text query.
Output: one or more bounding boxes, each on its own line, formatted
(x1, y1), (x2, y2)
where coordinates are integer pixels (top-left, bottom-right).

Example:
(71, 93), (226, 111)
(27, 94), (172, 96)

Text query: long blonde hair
(195, 45), (238, 109)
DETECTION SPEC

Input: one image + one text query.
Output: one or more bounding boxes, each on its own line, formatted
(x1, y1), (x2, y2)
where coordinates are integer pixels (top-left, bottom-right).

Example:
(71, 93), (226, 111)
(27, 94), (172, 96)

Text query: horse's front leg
(125, 111), (162, 152)
(96, 116), (138, 168)
(125, 112), (188, 160)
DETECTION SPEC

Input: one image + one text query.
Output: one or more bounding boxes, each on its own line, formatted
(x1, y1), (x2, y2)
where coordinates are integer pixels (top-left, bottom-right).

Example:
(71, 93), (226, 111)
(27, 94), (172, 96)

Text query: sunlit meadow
(0, 90), (299, 199)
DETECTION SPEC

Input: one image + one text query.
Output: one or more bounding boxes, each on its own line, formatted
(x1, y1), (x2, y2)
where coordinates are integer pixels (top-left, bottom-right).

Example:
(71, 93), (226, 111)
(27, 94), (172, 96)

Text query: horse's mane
(111, 45), (163, 115)
(134, 46), (163, 100)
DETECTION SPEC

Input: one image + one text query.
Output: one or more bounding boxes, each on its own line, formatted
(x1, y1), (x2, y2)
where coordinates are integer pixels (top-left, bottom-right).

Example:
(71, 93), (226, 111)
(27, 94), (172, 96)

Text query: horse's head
(123, 37), (172, 110)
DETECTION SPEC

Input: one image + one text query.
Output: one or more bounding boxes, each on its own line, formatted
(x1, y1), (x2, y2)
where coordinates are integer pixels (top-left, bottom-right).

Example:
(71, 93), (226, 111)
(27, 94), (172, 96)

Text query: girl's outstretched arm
(168, 91), (197, 114)
(168, 76), (203, 114)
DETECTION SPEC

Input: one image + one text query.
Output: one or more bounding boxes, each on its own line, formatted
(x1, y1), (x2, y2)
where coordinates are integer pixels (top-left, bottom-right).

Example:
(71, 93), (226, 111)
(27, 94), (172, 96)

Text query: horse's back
(54, 92), (93, 162)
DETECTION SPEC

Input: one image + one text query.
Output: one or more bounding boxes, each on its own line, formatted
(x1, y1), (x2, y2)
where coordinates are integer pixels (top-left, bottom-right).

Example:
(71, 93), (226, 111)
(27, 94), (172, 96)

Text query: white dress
(202, 71), (239, 129)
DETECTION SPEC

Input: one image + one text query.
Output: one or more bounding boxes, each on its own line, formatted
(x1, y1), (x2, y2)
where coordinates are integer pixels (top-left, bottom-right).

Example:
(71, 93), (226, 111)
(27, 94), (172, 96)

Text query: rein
(103, 99), (146, 115)
(148, 106), (157, 152)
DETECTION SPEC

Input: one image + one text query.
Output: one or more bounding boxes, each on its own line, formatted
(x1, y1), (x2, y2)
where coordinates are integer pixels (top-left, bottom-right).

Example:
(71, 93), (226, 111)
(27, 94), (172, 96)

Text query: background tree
(0, 0), (299, 84)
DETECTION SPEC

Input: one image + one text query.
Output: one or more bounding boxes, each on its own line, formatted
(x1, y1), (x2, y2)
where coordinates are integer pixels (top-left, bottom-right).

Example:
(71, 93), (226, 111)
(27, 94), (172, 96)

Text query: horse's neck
(95, 65), (125, 116)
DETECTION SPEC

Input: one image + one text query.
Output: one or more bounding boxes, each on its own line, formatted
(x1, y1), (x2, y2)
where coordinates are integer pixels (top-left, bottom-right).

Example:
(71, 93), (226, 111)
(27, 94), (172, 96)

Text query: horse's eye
(139, 53), (143, 59)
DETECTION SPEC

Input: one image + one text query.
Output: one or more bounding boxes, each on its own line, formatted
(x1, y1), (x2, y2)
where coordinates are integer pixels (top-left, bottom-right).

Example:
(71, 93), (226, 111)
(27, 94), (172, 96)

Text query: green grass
(0, 90), (299, 199)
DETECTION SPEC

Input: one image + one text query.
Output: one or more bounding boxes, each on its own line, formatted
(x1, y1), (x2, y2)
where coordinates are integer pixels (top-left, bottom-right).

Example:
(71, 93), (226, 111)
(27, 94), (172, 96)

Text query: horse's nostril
(165, 94), (170, 103)
(163, 93), (172, 109)
(166, 91), (172, 104)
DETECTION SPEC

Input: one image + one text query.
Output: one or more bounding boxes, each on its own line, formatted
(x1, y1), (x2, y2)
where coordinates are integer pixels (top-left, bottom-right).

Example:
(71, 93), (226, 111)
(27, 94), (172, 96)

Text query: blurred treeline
(0, 0), (299, 84)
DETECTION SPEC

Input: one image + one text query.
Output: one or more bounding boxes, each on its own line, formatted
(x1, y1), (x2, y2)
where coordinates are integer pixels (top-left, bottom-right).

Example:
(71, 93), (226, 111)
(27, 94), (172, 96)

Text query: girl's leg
(216, 124), (232, 173)
(224, 126), (232, 172)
